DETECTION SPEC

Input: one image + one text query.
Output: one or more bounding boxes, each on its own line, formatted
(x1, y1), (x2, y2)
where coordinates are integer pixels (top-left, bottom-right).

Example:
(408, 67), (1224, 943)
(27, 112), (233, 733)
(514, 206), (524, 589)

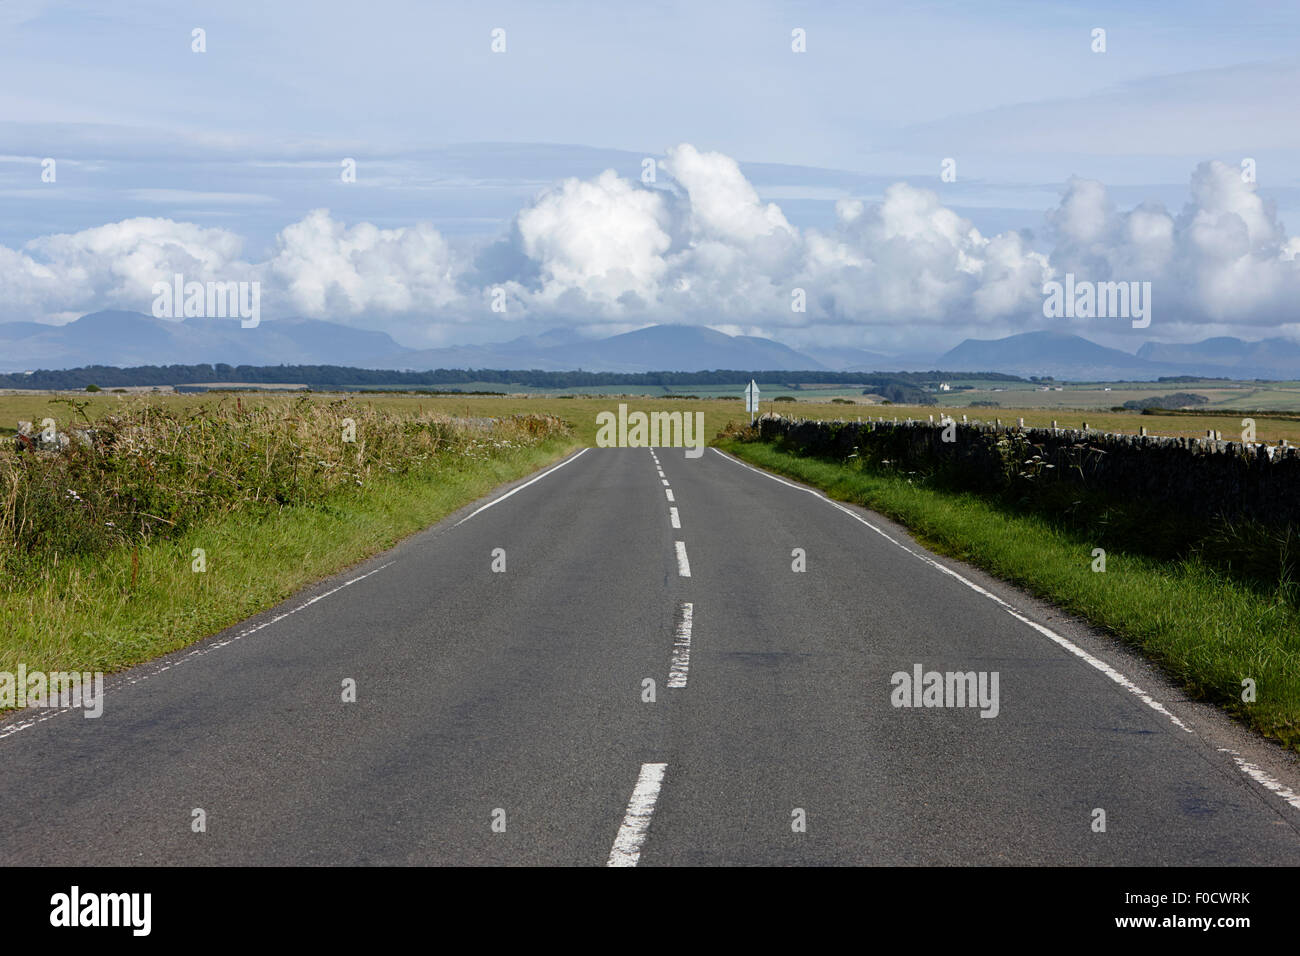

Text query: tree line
(0, 363), (1025, 391)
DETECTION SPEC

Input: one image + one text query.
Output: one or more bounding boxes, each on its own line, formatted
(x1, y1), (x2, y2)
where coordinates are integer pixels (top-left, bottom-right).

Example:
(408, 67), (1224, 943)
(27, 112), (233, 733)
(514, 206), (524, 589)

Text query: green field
(7, 388), (1300, 445)
(951, 380), (1300, 412)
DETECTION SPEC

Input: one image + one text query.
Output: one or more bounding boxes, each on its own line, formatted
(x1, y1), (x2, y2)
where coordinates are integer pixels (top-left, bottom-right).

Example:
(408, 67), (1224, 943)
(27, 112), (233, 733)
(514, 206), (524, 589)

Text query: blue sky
(2, 0), (1299, 354)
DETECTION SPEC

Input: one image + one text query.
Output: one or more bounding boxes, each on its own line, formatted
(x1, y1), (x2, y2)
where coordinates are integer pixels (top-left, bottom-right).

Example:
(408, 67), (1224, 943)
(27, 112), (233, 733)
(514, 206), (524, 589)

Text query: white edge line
(674, 541), (691, 577)
(1219, 749), (1300, 810)
(0, 560), (395, 742)
(607, 762), (668, 866)
(711, 448), (1193, 734)
(453, 447), (589, 527)
(6, 438), (584, 736)
(667, 602), (694, 688)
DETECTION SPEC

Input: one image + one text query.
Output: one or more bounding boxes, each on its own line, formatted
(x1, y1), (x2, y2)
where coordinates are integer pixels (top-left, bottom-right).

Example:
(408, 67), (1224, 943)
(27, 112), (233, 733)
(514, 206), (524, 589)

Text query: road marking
(1219, 749), (1300, 810)
(661, 479), (670, 486)
(607, 762), (667, 866)
(667, 602), (694, 688)
(669, 506), (681, 529)
(665, 489), (675, 502)
(674, 541), (691, 577)
(716, 448), (1300, 815)
(711, 448), (1193, 734)
(0, 560), (395, 742)
(453, 448), (589, 527)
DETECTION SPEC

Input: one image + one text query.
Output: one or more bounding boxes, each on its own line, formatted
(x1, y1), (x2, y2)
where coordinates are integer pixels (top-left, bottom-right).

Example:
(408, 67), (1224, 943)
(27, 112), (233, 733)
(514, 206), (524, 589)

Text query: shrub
(1123, 392), (1209, 410)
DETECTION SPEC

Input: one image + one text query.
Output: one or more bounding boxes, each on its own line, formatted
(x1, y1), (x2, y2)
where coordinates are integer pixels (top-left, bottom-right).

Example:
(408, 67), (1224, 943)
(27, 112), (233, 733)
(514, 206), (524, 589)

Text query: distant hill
(0, 311), (411, 372)
(7, 312), (1300, 381)
(1137, 337), (1300, 378)
(2, 315), (830, 374)
(800, 344), (897, 372)
(937, 331), (1186, 381)
(940, 331), (1300, 380)
(367, 323), (827, 373)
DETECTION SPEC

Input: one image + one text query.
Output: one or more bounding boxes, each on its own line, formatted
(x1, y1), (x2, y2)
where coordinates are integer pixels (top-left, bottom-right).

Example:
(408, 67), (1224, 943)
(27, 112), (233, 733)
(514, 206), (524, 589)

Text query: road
(3, 446), (1300, 865)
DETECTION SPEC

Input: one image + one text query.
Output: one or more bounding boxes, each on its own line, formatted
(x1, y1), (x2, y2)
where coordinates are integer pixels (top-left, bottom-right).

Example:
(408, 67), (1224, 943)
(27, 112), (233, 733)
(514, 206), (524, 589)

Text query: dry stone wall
(756, 414), (1300, 525)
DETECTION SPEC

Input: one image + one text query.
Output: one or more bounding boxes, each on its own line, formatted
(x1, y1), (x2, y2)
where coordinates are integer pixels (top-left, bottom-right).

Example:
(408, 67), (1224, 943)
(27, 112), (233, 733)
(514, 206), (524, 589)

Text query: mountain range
(366, 324), (836, 373)
(2, 311), (1299, 381)
(0, 311), (405, 372)
(937, 331), (1300, 380)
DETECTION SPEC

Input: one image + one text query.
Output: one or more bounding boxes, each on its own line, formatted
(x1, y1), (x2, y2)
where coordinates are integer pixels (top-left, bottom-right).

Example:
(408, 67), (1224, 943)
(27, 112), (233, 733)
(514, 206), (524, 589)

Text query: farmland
(6, 383), (1300, 446)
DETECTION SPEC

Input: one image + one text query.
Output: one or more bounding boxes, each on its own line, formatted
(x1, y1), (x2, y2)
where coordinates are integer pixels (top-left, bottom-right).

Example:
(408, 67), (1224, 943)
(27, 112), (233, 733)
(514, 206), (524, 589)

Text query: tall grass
(1, 396), (568, 582)
(0, 399), (573, 679)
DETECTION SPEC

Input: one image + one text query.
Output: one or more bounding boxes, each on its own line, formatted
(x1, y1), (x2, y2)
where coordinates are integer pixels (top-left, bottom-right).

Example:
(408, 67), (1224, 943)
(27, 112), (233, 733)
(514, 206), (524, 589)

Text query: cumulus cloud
(1, 149), (1297, 345)
(1044, 161), (1300, 326)
(1, 217), (253, 321)
(267, 209), (460, 317)
(510, 169), (671, 310)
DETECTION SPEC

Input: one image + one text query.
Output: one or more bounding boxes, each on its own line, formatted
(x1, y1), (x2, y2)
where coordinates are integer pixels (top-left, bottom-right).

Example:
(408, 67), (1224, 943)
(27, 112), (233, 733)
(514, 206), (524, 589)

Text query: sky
(1, 0), (1299, 356)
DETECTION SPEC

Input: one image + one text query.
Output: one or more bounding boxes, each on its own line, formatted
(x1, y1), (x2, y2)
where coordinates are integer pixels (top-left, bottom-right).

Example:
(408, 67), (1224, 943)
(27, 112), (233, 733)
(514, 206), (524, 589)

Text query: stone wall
(756, 414), (1300, 525)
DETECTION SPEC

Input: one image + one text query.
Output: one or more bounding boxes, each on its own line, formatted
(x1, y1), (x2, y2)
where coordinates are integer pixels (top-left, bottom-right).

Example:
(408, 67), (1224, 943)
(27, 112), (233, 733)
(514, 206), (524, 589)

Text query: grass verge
(722, 438), (1300, 752)
(1, 437), (575, 679)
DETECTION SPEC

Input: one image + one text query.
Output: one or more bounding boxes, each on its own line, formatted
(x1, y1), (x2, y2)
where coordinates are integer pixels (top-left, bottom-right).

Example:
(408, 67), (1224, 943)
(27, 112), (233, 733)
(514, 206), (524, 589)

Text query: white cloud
(1, 217), (252, 321)
(663, 143), (796, 245)
(267, 209), (460, 319)
(511, 169), (671, 309)
(1, 149), (1297, 343)
(1044, 161), (1300, 324)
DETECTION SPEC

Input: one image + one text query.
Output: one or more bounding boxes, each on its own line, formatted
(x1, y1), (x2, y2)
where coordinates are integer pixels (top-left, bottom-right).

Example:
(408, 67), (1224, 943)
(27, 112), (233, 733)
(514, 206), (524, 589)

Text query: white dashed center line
(607, 762), (667, 867)
(669, 506), (680, 529)
(665, 489), (674, 502)
(674, 540), (691, 577)
(667, 602), (694, 688)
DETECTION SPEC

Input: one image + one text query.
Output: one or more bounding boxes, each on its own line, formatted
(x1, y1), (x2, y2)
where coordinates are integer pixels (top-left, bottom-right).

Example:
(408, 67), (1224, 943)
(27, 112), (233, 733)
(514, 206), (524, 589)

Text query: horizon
(34, 307), (1300, 358)
(6, 310), (1299, 383)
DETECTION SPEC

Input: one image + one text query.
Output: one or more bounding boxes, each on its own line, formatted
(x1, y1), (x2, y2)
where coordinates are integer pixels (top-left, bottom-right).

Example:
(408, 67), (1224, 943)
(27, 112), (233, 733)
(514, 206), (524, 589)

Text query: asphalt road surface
(4, 446), (1300, 865)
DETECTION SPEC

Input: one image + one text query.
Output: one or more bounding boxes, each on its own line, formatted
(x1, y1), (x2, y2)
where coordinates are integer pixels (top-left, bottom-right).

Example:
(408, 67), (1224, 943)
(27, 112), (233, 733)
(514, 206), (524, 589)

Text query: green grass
(1, 435), (576, 679)
(722, 438), (1300, 751)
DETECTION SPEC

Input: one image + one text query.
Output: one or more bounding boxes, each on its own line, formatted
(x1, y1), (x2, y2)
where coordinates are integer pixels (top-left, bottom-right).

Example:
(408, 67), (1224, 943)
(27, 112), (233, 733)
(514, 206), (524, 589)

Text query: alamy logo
(0, 666), (104, 717)
(595, 404), (705, 458)
(50, 886), (151, 936)
(890, 664), (999, 718)
(152, 273), (260, 328)
(1042, 273), (1151, 328)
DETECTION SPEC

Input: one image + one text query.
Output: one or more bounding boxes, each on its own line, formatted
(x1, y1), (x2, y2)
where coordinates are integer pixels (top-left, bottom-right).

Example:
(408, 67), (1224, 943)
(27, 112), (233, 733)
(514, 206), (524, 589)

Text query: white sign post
(744, 379), (760, 423)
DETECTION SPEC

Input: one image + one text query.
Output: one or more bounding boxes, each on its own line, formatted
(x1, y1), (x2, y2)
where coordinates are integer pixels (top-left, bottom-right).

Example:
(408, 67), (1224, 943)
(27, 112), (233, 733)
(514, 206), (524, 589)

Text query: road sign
(744, 379), (760, 420)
